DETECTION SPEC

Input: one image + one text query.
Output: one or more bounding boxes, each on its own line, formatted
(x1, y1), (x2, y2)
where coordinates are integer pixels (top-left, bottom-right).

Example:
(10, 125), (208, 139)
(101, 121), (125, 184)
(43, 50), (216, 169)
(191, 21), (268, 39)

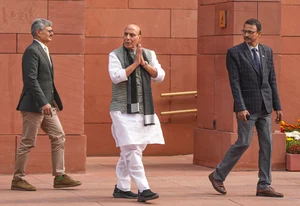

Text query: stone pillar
(281, 0), (300, 123)
(194, 0), (285, 170)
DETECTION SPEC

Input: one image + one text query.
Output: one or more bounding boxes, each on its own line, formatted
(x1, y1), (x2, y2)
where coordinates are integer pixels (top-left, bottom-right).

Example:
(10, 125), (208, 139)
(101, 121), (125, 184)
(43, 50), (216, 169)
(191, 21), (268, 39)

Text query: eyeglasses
(241, 30), (257, 35)
(46, 29), (54, 34)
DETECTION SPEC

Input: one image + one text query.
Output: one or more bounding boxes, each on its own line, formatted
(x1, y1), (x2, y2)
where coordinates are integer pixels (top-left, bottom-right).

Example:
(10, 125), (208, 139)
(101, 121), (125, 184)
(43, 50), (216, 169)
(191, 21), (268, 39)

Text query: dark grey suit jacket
(16, 40), (63, 113)
(226, 42), (281, 115)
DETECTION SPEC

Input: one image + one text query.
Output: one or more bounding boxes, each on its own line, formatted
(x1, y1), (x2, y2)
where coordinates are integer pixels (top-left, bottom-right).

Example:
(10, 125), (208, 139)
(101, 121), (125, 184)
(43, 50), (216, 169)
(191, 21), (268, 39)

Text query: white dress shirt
(246, 43), (260, 62)
(34, 39), (52, 66)
(108, 50), (165, 84)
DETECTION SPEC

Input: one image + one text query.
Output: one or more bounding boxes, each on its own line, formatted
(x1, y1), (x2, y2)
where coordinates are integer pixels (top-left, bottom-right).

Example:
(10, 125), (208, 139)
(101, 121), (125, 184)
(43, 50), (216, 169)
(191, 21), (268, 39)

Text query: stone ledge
(0, 135), (87, 175)
(193, 128), (286, 170)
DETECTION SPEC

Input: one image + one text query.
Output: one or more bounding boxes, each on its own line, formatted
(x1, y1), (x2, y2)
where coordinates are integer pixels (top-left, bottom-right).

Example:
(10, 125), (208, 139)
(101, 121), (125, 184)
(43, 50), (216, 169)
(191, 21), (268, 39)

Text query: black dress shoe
(208, 172), (227, 195)
(256, 187), (284, 198)
(112, 185), (138, 199)
(137, 189), (159, 202)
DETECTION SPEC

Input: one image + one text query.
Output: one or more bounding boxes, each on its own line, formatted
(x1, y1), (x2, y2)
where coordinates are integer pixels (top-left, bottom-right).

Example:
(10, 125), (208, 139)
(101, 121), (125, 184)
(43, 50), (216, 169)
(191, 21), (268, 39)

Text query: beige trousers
(14, 108), (66, 179)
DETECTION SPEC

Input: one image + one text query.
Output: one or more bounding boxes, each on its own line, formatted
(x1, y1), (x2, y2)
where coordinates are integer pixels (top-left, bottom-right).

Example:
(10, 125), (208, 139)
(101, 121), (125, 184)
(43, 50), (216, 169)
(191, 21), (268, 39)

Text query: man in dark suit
(208, 18), (283, 198)
(11, 18), (81, 191)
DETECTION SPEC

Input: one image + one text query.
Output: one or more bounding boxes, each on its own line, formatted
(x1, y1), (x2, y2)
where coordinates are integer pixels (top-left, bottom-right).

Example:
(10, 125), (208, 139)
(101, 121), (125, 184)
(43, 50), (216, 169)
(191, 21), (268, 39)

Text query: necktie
(44, 47), (52, 66)
(251, 48), (260, 72)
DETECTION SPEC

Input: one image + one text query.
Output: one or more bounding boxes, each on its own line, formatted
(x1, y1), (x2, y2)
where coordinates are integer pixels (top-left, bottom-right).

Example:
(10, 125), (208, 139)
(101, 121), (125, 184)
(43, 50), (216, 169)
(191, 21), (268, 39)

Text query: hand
(237, 110), (250, 122)
(140, 55), (146, 66)
(134, 44), (142, 65)
(42, 103), (52, 117)
(275, 110), (283, 124)
(139, 44), (147, 66)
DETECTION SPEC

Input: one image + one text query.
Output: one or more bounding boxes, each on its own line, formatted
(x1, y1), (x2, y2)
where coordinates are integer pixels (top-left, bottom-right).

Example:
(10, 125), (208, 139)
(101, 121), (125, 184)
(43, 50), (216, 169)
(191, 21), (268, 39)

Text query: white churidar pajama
(108, 50), (165, 192)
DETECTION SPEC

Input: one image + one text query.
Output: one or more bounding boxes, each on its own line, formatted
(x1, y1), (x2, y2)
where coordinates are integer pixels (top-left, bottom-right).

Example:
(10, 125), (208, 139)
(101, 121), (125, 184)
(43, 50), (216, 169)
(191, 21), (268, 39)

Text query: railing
(160, 91), (197, 115)
(160, 91), (197, 97)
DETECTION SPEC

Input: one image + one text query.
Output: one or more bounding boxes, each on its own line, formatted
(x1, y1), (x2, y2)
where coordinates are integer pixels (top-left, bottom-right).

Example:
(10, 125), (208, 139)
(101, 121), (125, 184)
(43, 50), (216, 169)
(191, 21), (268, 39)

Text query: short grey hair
(31, 18), (52, 38)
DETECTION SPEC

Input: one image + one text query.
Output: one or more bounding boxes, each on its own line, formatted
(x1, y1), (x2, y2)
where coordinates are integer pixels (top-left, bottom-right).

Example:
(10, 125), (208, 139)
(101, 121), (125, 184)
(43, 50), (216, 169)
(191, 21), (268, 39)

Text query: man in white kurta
(108, 24), (165, 202)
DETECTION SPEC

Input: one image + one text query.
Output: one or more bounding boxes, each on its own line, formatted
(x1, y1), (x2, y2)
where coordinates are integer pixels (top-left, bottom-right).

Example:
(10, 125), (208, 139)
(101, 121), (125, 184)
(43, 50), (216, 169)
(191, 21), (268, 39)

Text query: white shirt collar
(246, 42), (259, 52)
(34, 39), (48, 50)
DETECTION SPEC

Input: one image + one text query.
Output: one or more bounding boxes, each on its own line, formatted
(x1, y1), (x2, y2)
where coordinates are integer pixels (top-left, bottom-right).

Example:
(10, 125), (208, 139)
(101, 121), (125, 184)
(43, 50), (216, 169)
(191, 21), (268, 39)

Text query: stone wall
(84, 0), (198, 156)
(0, 0), (198, 174)
(0, 0), (86, 174)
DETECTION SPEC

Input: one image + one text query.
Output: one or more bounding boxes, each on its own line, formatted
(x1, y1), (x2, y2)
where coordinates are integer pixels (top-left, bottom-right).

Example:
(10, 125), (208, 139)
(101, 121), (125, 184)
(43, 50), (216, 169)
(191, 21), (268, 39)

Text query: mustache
(244, 37), (250, 40)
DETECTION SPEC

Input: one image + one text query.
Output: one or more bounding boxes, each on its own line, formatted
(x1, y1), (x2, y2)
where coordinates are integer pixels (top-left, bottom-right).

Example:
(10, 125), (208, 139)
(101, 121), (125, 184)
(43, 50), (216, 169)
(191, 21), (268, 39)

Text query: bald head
(125, 24), (141, 35)
(123, 24), (142, 50)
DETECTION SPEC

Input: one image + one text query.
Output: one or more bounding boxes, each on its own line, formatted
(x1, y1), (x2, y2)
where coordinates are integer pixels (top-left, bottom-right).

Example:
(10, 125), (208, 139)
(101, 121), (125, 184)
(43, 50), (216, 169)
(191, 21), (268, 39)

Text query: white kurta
(108, 50), (165, 147)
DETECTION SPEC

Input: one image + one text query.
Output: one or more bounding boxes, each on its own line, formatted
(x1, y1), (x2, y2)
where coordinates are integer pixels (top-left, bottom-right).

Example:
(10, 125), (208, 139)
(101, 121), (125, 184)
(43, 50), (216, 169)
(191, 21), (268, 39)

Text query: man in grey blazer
(208, 18), (283, 198)
(11, 18), (81, 191)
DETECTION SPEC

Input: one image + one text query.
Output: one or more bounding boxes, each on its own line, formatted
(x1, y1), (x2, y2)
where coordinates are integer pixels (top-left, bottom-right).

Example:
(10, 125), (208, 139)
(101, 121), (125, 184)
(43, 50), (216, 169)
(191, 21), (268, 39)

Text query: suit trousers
(14, 108), (66, 179)
(214, 110), (272, 190)
(116, 144), (150, 192)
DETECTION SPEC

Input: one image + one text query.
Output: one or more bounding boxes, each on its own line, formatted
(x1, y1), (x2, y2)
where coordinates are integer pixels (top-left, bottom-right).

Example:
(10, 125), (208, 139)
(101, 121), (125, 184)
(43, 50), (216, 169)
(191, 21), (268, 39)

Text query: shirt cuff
(152, 67), (164, 82)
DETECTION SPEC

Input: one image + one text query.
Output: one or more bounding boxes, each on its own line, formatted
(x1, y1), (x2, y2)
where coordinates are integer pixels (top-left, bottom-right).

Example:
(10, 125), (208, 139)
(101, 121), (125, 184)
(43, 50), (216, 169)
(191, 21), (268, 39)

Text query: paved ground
(0, 155), (299, 206)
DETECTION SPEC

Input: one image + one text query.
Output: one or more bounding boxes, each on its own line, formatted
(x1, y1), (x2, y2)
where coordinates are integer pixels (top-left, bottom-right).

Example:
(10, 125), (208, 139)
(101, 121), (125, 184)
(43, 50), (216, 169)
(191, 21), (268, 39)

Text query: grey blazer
(226, 42), (281, 114)
(16, 40), (63, 113)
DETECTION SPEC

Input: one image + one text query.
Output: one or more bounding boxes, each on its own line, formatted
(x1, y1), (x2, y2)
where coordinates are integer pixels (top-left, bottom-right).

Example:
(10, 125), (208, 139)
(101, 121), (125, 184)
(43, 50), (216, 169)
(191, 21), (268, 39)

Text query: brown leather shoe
(53, 174), (82, 188)
(208, 172), (227, 194)
(11, 179), (36, 191)
(256, 187), (284, 198)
